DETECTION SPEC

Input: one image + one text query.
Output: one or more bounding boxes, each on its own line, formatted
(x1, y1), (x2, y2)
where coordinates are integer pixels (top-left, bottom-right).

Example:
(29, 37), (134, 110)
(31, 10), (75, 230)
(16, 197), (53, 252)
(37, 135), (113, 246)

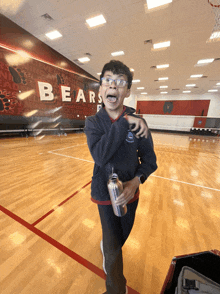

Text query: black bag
(175, 266), (220, 294)
(161, 250), (220, 294)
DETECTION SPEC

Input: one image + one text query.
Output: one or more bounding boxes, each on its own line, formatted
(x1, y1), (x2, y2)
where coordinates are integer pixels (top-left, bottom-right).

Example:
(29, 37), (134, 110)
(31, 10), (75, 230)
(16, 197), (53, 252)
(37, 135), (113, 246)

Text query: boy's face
(99, 71), (130, 113)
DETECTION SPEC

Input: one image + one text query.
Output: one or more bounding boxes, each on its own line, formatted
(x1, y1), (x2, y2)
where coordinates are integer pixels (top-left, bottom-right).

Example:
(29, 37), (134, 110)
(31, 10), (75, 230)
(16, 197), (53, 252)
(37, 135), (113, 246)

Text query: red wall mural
(136, 100), (210, 116)
(0, 14), (101, 129)
(0, 46), (100, 121)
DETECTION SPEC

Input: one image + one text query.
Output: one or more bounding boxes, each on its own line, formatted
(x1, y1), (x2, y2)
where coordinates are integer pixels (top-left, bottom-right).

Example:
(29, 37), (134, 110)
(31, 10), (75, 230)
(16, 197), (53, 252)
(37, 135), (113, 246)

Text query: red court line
(0, 205), (139, 294)
(32, 180), (92, 226)
(0, 204), (104, 277)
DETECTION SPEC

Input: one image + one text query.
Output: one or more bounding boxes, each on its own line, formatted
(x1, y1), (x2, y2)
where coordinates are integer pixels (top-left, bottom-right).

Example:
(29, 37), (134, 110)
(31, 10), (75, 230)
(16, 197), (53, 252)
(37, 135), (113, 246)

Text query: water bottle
(107, 172), (127, 217)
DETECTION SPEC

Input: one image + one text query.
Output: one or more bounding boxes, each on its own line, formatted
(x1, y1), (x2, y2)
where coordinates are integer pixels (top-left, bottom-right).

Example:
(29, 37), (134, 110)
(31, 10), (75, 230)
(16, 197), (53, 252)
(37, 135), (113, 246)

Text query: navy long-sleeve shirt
(84, 106), (157, 204)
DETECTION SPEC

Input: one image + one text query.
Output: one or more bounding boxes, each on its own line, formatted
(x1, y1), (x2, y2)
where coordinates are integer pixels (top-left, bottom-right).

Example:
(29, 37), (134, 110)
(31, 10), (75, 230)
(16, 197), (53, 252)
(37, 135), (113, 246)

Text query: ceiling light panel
(86, 15), (106, 27)
(208, 89), (218, 92)
(111, 51), (125, 56)
(78, 57), (90, 63)
(153, 41), (170, 49)
(146, 0), (172, 10)
(183, 91), (191, 93)
(210, 31), (220, 40)
(186, 84), (196, 87)
(197, 59), (214, 64)
(156, 64), (169, 69)
(132, 80), (141, 83)
(190, 74), (203, 78)
(158, 77), (169, 80)
(45, 30), (62, 40)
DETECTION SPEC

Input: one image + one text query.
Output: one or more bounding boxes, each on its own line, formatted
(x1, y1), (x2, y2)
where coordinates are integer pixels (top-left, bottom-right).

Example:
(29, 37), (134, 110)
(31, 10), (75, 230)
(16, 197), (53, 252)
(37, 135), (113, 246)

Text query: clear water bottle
(107, 172), (127, 217)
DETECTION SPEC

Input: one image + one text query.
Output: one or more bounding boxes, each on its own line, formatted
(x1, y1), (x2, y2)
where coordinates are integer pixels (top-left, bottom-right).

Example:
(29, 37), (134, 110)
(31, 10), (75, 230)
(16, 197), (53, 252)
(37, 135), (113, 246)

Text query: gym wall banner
(136, 100), (210, 116)
(0, 46), (101, 121)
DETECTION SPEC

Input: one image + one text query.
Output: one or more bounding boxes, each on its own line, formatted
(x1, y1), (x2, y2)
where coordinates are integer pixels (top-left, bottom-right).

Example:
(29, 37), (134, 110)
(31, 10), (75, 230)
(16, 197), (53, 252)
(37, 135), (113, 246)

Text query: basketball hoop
(207, 0), (220, 43)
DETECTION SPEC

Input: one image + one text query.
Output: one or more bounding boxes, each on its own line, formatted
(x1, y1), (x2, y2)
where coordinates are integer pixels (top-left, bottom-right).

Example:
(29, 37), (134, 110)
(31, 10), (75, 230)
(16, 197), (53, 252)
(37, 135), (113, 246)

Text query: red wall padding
(193, 117), (207, 128)
(136, 100), (210, 116)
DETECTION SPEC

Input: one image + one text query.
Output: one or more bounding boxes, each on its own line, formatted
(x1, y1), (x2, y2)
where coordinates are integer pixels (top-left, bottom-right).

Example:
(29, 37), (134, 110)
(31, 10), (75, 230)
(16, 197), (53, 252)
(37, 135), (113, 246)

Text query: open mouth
(106, 95), (117, 103)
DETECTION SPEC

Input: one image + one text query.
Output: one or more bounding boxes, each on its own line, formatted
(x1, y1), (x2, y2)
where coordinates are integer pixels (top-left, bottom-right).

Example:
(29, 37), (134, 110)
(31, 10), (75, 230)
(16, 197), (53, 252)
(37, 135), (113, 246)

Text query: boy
(84, 60), (157, 294)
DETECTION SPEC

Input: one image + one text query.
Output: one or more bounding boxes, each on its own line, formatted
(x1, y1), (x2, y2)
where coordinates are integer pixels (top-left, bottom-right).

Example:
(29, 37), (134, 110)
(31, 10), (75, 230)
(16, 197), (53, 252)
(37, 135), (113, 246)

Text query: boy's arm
(115, 131), (157, 206)
(135, 130), (157, 181)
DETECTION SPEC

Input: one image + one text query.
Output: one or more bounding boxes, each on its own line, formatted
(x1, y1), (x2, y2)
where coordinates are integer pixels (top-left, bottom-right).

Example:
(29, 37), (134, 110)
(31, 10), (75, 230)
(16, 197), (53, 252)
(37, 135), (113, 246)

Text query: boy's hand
(114, 177), (140, 206)
(126, 115), (148, 138)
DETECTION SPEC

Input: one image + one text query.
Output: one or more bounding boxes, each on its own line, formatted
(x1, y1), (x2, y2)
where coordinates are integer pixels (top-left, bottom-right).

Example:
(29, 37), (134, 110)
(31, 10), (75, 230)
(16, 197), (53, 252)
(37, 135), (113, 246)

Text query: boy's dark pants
(98, 199), (139, 294)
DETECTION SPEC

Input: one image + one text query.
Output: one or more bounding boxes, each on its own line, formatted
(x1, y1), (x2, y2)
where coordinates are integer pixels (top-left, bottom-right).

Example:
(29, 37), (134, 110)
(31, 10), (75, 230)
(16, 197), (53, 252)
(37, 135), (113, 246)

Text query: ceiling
(1, 0), (220, 97)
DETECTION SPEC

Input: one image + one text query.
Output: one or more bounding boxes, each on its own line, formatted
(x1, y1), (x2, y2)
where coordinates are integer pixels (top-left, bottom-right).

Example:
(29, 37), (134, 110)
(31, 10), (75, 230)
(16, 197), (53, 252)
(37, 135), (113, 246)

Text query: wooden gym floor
(0, 131), (220, 294)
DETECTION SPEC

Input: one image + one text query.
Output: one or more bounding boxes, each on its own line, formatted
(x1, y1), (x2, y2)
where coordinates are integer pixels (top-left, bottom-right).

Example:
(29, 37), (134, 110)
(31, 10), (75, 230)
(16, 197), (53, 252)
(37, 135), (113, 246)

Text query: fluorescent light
(158, 77), (168, 81)
(141, 92), (148, 95)
(159, 85), (168, 88)
(216, 83), (220, 86)
(9, 232), (26, 245)
(17, 50), (31, 58)
(111, 51), (124, 57)
(5, 52), (31, 66)
(208, 89), (218, 92)
(24, 110), (38, 117)
(160, 92), (168, 94)
(59, 61), (68, 67)
(45, 30), (62, 40)
(86, 15), (106, 27)
(210, 31), (220, 40)
(97, 73), (101, 76)
(183, 91), (191, 93)
(23, 40), (34, 49)
(137, 87), (144, 90)
(18, 89), (35, 100)
(173, 200), (184, 207)
(186, 84), (196, 87)
(78, 57), (90, 63)
(190, 74), (203, 78)
(146, 0), (172, 10)
(132, 80), (140, 83)
(156, 64), (169, 69)
(153, 41), (170, 49)
(197, 58), (214, 64)
(130, 68), (135, 72)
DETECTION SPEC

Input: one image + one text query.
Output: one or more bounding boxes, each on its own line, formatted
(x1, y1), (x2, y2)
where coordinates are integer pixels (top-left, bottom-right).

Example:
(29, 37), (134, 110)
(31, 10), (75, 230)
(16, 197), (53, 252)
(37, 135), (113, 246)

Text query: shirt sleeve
(135, 130), (157, 182)
(84, 115), (129, 167)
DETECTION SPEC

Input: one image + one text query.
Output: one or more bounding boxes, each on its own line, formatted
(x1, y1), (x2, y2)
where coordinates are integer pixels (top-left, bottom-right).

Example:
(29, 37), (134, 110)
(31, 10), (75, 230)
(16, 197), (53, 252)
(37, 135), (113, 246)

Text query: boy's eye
(101, 77), (127, 87)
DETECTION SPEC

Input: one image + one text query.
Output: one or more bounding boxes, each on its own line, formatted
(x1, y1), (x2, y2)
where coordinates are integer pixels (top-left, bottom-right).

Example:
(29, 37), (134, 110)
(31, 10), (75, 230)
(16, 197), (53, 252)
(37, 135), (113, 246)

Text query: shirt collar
(109, 106), (126, 123)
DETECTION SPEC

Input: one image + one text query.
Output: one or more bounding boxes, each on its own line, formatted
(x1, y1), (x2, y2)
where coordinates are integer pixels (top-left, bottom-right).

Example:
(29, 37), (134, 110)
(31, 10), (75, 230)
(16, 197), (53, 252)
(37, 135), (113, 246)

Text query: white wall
(207, 95), (220, 117)
(142, 115), (195, 132)
(124, 94), (136, 109)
